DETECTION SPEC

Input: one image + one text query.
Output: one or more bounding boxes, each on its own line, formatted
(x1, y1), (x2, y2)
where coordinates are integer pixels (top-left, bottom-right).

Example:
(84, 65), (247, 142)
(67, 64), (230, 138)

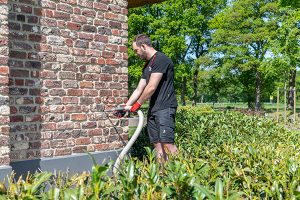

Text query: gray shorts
(147, 107), (176, 144)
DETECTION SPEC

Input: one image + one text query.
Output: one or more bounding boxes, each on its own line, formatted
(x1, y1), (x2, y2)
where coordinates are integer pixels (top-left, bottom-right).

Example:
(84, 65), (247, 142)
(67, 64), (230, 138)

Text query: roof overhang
(128, 0), (166, 8)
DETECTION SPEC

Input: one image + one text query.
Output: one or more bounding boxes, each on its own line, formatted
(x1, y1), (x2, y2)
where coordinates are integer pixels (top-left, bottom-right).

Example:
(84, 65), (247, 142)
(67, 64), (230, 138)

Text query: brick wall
(0, 0), (10, 165)
(4, 0), (128, 162)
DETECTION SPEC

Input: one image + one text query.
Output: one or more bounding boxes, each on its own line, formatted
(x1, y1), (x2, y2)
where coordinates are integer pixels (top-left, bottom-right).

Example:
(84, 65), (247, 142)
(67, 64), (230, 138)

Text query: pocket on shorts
(158, 108), (175, 128)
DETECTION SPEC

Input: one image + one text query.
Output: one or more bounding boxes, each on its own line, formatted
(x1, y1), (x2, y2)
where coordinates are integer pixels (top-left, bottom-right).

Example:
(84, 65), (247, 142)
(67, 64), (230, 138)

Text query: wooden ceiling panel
(128, 0), (166, 8)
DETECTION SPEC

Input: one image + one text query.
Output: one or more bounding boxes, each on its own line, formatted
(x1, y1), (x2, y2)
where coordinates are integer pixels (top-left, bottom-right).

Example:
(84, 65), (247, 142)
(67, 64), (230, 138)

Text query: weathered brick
(74, 40), (89, 48)
(78, 32), (93, 40)
(62, 97), (78, 104)
(57, 3), (73, 13)
(80, 97), (93, 105)
(102, 51), (115, 58)
(53, 11), (70, 20)
(27, 16), (38, 24)
(57, 122), (74, 130)
(94, 2), (107, 11)
(10, 69), (29, 77)
(82, 8), (96, 17)
(63, 80), (77, 88)
(98, 27), (112, 35)
(54, 148), (72, 156)
(10, 51), (27, 59)
(73, 146), (87, 153)
(71, 15), (87, 23)
(83, 73), (99, 81)
(109, 21), (122, 29)
(82, 25), (96, 33)
(10, 115), (23, 122)
(83, 90), (98, 96)
(44, 80), (62, 88)
(67, 89), (82, 96)
(59, 72), (76, 79)
(49, 89), (66, 96)
(13, 4), (32, 14)
(29, 34), (43, 42)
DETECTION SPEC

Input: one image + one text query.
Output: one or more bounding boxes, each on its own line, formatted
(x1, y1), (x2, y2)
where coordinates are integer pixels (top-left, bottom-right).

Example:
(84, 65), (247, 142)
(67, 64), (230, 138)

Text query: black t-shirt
(141, 51), (178, 113)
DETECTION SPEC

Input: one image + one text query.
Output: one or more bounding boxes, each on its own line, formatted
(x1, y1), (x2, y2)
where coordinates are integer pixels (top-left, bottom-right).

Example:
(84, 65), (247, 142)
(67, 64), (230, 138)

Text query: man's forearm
(137, 85), (156, 104)
(126, 89), (142, 106)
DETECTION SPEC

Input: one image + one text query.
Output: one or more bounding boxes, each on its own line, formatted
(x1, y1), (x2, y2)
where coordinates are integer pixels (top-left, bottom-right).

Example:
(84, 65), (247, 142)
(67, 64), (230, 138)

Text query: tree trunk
(255, 71), (262, 111)
(288, 69), (296, 108)
(192, 69), (199, 106)
(180, 76), (187, 106)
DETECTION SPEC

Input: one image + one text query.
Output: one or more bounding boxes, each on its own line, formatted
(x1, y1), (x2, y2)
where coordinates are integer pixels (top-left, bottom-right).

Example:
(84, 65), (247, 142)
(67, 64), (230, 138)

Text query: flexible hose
(113, 110), (144, 175)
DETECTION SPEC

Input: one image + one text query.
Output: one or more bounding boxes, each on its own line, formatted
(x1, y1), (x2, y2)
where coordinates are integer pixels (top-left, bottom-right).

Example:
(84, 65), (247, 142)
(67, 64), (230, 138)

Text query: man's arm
(126, 78), (147, 106)
(136, 73), (163, 104)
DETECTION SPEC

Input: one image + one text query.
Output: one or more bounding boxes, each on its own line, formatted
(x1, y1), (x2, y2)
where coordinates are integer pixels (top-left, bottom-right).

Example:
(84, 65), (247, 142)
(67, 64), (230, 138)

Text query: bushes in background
(1, 106), (300, 199)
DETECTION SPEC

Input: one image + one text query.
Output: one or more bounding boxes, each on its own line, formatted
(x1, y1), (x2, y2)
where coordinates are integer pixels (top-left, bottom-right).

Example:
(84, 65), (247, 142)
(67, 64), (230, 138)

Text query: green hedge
(1, 107), (300, 199)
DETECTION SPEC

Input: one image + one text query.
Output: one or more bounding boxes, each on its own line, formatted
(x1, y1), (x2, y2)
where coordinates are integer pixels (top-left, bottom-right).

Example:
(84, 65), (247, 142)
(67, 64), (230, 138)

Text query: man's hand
(113, 108), (126, 118)
(130, 101), (141, 112)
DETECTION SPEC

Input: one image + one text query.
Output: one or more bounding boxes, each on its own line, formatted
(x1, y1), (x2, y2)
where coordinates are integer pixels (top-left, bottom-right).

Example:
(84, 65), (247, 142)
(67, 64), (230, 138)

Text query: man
(116, 34), (178, 161)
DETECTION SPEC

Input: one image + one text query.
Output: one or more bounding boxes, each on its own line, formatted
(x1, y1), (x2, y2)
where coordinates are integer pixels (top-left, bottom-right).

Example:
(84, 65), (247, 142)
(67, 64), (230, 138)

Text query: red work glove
(130, 101), (141, 112)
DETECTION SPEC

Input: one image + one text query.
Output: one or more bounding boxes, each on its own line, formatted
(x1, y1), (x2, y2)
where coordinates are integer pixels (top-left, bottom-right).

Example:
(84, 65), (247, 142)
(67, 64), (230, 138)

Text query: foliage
(2, 108), (300, 199)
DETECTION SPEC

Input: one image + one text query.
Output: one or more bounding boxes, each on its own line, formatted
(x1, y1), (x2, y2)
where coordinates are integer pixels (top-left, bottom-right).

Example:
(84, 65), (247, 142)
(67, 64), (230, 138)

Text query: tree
(271, 8), (300, 108)
(210, 0), (279, 111)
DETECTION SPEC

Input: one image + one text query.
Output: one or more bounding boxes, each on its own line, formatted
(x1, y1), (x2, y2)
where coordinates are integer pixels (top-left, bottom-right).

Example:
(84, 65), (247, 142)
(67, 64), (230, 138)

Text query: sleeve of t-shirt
(141, 67), (146, 79)
(151, 58), (169, 74)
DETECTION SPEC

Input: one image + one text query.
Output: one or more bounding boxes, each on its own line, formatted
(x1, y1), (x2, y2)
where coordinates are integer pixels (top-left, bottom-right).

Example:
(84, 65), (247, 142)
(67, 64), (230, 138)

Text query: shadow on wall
(8, 0), (42, 177)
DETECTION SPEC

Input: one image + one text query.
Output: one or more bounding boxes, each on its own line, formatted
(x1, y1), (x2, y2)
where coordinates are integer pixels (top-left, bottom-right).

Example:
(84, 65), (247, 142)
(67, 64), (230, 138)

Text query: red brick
(13, 4), (32, 14)
(34, 8), (42, 16)
(94, 2), (107, 10)
(67, 89), (82, 96)
(119, 45), (127, 52)
(71, 114), (87, 121)
(57, 122), (74, 130)
(67, 22), (81, 30)
(88, 129), (102, 136)
(83, 90), (98, 96)
(10, 69), (29, 77)
(82, 122), (97, 129)
(62, 97), (78, 104)
(75, 138), (90, 145)
(0, 66), (8, 75)
(41, 123), (56, 130)
(15, 79), (25, 86)
(73, 146), (87, 153)
(97, 58), (105, 65)
(95, 143), (110, 151)
(94, 35), (108, 43)
(102, 51), (115, 58)
(0, 38), (8, 46)
(99, 89), (112, 96)
(54, 148), (72, 156)
(78, 32), (93, 40)
(10, 115), (23, 122)
(112, 29), (119, 36)
(57, 3), (73, 13)
(80, 81), (93, 88)
(104, 13), (118, 20)
(65, 38), (73, 47)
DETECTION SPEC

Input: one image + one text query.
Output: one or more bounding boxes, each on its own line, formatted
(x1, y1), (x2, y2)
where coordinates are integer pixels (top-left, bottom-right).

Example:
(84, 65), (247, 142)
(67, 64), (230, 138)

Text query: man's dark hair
(133, 34), (152, 47)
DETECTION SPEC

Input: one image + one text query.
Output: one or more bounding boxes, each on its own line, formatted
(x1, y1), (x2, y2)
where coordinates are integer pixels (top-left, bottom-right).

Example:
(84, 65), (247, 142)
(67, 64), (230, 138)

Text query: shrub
(1, 107), (300, 199)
